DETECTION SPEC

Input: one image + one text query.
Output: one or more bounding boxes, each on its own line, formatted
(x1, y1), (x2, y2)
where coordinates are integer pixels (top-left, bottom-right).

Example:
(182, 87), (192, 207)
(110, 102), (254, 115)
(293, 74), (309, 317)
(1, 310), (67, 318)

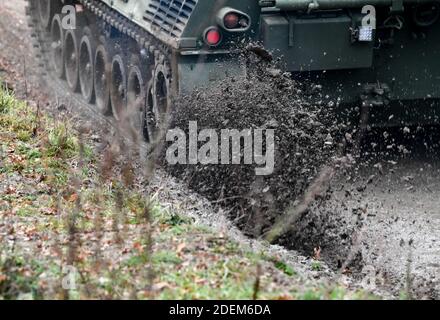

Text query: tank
(26, 0), (440, 136)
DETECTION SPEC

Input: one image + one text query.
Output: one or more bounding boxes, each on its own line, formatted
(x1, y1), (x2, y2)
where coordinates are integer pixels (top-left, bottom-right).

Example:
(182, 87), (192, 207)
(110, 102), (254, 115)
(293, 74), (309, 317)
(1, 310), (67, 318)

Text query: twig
(252, 264), (262, 300)
(23, 56), (28, 100)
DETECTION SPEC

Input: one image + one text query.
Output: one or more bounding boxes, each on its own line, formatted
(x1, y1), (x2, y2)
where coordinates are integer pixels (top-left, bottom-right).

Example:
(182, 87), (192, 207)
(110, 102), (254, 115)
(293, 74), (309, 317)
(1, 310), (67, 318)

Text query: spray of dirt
(161, 50), (368, 271)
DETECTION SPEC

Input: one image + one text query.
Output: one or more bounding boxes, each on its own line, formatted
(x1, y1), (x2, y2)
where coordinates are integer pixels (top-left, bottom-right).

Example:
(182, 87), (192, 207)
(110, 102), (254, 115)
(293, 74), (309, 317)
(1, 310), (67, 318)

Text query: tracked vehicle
(27, 0), (440, 138)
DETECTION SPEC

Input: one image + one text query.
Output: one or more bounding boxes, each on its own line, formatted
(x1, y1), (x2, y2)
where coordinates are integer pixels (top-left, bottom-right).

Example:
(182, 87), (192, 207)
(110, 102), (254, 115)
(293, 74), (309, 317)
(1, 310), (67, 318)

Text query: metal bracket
(307, 0), (319, 14)
(361, 82), (391, 107)
(288, 17), (295, 47)
(259, 0), (276, 7)
(390, 0), (404, 13)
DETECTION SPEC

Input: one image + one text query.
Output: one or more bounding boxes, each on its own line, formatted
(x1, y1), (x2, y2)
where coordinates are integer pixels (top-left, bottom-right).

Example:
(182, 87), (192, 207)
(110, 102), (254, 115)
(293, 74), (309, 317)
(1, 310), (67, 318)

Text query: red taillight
(205, 28), (222, 46)
(224, 12), (240, 29)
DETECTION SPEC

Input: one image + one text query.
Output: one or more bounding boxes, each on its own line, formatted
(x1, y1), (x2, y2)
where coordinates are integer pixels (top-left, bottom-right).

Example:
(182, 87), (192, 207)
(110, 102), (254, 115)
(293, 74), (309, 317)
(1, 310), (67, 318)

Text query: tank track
(25, 0), (174, 143)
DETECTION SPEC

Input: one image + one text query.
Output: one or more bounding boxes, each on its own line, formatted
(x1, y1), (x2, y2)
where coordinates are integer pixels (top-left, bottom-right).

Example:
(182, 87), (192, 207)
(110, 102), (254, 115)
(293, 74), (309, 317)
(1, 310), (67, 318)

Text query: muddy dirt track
(0, 0), (439, 299)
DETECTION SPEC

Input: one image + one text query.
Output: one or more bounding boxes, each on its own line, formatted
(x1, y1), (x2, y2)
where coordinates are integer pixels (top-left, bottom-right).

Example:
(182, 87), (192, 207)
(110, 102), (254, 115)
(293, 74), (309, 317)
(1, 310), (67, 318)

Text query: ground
(0, 0), (439, 299)
(0, 73), (374, 300)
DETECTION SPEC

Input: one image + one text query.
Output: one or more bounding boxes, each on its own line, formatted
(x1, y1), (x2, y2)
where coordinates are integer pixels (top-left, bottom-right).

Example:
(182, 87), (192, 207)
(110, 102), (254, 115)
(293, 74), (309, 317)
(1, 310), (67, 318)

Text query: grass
(0, 86), (377, 300)
(273, 259), (296, 276)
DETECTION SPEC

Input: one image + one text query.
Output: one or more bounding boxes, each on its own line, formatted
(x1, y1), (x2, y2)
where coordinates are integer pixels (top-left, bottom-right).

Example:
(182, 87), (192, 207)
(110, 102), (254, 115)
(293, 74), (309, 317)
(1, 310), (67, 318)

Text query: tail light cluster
(218, 8), (251, 31)
(203, 7), (251, 47)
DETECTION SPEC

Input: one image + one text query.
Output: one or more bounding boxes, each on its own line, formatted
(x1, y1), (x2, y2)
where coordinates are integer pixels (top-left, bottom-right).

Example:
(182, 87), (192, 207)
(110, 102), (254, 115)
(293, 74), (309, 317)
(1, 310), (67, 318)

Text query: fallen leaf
(42, 207), (57, 215)
(177, 243), (186, 254)
(313, 247), (321, 260)
(5, 186), (16, 194)
(195, 278), (207, 285)
(342, 267), (352, 275)
(69, 193), (79, 202)
(133, 242), (142, 251)
(152, 282), (171, 291)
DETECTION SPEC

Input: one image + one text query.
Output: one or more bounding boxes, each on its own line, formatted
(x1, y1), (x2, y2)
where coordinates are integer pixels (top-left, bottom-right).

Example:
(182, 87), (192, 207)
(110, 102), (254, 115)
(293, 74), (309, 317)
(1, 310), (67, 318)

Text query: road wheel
(38, 0), (61, 30)
(142, 58), (172, 144)
(50, 14), (64, 78)
(64, 29), (80, 92)
(126, 55), (146, 138)
(110, 54), (127, 121)
(94, 44), (112, 115)
(79, 27), (96, 103)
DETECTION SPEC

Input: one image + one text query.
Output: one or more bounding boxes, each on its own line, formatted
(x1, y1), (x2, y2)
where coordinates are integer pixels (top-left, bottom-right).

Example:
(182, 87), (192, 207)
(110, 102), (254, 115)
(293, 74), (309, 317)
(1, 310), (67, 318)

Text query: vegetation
(0, 86), (375, 300)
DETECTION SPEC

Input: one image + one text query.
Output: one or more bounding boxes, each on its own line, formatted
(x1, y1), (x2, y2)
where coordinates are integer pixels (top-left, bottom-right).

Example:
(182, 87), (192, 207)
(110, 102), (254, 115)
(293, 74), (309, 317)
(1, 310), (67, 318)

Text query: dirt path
(332, 146), (440, 298)
(0, 0), (439, 299)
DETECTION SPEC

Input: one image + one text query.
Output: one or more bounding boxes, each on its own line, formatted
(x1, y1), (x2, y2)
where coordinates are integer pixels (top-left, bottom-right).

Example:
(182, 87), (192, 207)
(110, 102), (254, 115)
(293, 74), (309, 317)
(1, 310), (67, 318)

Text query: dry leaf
(69, 193), (79, 202)
(5, 186), (16, 194)
(133, 242), (142, 250)
(153, 282), (171, 291)
(42, 207), (57, 215)
(313, 247), (321, 260)
(177, 243), (186, 254)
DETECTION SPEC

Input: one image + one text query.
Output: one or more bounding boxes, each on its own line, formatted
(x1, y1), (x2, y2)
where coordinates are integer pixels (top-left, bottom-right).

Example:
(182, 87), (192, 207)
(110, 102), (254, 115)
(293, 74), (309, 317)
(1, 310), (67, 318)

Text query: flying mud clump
(164, 53), (345, 238)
